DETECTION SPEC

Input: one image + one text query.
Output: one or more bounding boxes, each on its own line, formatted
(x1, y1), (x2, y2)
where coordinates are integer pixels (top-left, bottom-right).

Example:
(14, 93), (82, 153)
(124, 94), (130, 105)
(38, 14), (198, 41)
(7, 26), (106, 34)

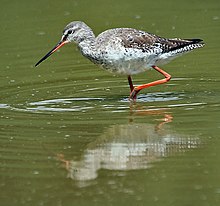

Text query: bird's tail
(168, 38), (204, 54)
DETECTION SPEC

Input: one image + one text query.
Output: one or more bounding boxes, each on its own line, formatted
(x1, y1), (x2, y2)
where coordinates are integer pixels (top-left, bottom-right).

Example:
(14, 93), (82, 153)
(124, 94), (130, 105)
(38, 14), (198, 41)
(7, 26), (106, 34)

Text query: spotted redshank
(35, 21), (204, 100)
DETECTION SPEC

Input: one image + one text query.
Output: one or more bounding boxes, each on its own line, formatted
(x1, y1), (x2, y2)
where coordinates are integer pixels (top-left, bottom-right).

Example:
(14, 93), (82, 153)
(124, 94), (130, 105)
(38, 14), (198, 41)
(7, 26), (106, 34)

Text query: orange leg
(129, 65), (171, 100)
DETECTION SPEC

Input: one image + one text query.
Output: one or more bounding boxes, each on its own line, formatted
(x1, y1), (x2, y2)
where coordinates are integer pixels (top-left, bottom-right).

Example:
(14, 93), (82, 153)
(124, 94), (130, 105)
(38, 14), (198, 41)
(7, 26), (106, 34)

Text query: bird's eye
(67, 30), (73, 35)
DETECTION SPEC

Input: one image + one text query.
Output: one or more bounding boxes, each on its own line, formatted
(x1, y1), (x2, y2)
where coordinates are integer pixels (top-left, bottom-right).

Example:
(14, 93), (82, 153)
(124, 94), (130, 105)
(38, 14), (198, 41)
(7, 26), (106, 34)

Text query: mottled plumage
(35, 21), (204, 100)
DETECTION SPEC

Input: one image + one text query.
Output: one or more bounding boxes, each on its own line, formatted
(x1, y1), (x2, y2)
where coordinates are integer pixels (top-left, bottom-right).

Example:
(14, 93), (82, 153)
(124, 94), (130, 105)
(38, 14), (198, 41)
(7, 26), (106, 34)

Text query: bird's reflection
(57, 109), (199, 183)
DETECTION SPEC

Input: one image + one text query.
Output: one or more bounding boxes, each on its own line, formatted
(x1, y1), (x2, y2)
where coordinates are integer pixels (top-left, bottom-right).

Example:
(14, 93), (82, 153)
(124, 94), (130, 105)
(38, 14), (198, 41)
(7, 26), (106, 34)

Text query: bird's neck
(78, 31), (97, 59)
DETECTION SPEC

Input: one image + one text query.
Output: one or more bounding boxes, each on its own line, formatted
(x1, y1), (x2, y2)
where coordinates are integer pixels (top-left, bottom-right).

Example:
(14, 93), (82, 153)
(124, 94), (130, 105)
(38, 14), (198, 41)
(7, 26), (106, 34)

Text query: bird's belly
(154, 53), (178, 66)
(101, 59), (151, 75)
(93, 49), (157, 75)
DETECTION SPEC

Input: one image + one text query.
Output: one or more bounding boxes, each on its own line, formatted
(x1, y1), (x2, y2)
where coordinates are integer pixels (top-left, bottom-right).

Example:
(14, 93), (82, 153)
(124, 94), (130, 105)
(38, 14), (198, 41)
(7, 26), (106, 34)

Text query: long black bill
(35, 40), (67, 67)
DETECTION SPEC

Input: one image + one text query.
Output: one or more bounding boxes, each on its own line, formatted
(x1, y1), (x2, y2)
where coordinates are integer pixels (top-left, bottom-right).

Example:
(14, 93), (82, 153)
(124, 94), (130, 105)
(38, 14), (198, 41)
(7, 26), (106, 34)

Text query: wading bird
(35, 21), (204, 100)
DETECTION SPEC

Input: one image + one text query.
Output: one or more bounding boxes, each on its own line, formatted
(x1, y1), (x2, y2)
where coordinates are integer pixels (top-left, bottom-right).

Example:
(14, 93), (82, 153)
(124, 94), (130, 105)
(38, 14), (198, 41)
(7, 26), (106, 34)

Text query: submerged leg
(130, 65), (171, 100)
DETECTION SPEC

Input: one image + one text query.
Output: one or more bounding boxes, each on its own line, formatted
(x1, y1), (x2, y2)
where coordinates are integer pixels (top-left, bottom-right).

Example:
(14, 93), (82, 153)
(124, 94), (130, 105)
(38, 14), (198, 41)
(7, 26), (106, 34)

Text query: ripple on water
(26, 97), (105, 113)
(120, 92), (184, 102)
(0, 91), (207, 114)
(23, 92), (183, 113)
(0, 104), (10, 109)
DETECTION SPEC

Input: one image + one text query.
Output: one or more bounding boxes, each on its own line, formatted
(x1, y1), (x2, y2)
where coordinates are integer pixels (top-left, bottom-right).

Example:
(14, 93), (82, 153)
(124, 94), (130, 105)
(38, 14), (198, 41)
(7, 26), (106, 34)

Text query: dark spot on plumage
(128, 36), (133, 42)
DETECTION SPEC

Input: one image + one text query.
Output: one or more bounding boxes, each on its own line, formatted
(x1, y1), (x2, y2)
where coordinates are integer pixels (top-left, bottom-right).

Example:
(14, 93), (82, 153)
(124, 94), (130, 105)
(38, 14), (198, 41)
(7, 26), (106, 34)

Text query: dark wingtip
(187, 39), (204, 44)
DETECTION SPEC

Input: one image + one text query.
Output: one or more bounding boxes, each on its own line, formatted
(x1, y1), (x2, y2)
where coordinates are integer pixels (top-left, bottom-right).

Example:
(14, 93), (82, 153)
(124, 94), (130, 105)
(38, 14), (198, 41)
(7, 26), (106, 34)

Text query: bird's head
(35, 21), (93, 67)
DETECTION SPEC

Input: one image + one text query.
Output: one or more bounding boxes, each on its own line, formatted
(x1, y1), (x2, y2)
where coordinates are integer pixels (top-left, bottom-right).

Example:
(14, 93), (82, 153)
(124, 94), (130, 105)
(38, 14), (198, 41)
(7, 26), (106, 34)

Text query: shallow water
(1, 0), (220, 205)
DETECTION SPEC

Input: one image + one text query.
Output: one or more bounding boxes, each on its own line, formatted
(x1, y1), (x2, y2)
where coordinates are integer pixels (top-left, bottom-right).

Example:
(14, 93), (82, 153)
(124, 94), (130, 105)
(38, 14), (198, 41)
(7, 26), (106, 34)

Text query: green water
(1, 0), (220, 205)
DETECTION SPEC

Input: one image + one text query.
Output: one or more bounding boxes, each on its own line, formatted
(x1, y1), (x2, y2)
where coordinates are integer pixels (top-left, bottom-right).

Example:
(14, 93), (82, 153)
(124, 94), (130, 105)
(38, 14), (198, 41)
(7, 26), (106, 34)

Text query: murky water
(1, 0), (220, 205)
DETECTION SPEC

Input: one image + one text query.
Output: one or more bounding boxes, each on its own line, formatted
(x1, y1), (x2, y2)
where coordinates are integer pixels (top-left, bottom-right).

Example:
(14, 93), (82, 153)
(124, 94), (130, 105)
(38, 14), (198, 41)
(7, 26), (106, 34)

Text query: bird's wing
(96, 28), (204, 53)
(118, 29), (204, 53)
(118, 29), (160, 52)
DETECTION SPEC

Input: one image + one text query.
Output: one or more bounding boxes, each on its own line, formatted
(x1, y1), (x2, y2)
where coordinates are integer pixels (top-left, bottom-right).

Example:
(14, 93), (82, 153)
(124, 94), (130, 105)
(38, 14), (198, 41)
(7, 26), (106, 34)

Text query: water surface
(1, 0), (220, 205)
